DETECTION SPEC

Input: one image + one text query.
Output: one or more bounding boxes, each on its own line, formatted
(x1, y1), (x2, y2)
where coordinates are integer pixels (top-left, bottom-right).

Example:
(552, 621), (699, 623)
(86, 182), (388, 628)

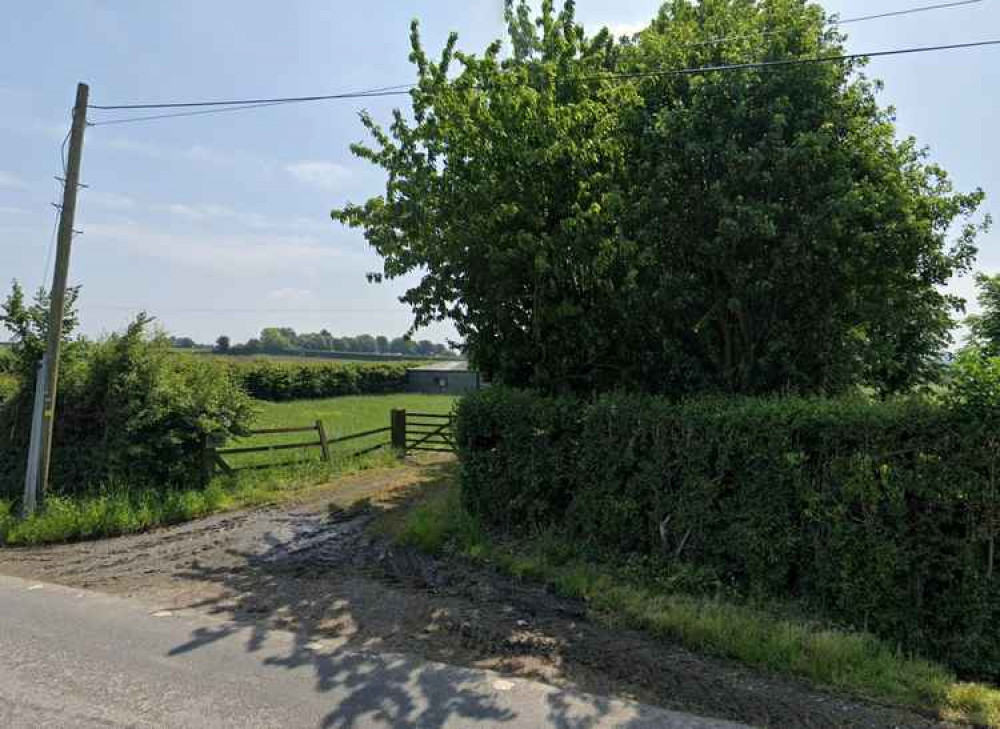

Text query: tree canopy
(334, 0), (988, 395)
(965, 273), (1000, 358)
(222, 328), (454, 357)
(1, 280), (81, 381)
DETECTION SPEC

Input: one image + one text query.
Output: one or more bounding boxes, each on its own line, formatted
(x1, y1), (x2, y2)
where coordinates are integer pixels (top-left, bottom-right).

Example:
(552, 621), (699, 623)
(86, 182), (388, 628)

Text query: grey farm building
(406, 361), (481, 395)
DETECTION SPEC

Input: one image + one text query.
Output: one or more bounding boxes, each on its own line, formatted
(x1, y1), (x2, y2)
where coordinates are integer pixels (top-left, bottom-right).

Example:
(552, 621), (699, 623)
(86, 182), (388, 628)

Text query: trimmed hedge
(456, 386), (1000, 679)
(222, 359), (409, 401)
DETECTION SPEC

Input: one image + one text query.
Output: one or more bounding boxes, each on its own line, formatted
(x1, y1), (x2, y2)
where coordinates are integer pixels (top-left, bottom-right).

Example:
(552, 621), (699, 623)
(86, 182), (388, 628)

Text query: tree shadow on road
(163, 461), (677, 728)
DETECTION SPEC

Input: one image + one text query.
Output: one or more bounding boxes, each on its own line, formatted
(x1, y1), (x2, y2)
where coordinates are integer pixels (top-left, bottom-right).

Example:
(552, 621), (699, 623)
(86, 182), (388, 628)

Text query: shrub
(456, 384), (1000, 680)
(0, 374), (17, 404)
(0, 319), (254, 501)
(0, 348), (15, 375)
(223, 358), (409, 400)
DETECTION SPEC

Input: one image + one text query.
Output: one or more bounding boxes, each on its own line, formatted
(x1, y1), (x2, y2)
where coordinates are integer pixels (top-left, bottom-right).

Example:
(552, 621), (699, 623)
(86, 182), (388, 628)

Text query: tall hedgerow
(456, 379), (1000, 679)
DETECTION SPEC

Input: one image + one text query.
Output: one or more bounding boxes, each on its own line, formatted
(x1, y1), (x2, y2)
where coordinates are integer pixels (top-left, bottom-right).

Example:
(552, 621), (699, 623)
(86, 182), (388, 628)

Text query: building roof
(407, 360), (472, 372)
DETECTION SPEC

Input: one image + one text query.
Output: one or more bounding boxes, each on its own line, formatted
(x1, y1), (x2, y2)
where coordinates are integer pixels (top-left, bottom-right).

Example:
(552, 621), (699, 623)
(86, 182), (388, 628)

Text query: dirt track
(0, 461), (958, 729)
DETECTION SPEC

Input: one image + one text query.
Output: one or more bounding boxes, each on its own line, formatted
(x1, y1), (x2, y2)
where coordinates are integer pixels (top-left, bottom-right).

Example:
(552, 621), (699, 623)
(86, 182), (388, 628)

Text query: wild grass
(384, 473), (1000, 728)
(0, 393), (455, 546)
(0, 450), (400, 546)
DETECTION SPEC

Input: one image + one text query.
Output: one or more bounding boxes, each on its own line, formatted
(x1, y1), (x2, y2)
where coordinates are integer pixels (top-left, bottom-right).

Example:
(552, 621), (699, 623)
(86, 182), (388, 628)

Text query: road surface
(0, 574), (750, 728)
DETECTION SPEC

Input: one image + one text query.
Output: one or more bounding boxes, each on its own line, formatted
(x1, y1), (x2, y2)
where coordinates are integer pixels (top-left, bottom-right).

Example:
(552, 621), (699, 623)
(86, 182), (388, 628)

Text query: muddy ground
(0, 461), (960, 729)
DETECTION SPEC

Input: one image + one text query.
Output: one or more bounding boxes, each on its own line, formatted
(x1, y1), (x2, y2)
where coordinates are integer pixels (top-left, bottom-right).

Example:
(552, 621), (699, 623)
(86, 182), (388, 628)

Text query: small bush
(0, 348), (15, 375)
(0, 319), (255, 501)
(456, 380), (1000, 680)
(0, 374), (17, 404)
(223, 359), (409, 401)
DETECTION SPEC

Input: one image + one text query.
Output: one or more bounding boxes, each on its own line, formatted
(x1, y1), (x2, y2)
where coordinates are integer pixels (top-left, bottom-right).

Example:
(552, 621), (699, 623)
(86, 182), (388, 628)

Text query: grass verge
(0, 448), (399, 546)
(381, 471), (1000, 728)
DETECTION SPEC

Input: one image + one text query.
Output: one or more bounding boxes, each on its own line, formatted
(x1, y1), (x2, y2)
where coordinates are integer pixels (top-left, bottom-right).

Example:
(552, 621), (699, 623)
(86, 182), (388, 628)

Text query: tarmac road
(0, 574), (750, 729)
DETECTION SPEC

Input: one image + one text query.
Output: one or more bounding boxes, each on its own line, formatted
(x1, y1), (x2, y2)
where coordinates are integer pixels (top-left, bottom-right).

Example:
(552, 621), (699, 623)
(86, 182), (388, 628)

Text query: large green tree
(965, 273), (1000, 358)
(334, 0), (988, 395)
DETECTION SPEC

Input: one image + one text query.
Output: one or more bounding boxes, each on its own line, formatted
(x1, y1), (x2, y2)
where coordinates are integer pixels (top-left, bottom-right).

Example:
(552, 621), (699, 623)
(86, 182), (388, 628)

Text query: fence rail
(205, 420), (392, 478)
(204, 408), (456, 480)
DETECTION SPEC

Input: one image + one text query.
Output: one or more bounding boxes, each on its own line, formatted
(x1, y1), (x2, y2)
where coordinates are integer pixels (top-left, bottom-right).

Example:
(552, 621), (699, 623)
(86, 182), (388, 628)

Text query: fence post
(201, 434), (215, 486)
(316, 419), (330, 462)
(391, 409), (407, 455)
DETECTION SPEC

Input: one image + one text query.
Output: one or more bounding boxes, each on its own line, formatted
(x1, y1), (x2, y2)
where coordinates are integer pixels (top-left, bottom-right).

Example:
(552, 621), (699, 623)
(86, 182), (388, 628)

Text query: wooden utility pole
(25, 82), (89, 514)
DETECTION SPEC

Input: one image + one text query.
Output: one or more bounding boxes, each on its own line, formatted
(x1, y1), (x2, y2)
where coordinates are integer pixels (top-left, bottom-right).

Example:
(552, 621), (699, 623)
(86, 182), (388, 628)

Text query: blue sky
(1, 1), (997, 346)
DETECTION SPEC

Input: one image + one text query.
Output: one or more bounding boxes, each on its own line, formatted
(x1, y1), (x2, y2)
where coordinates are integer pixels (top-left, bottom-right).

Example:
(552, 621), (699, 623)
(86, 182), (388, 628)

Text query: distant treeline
(169, 328), (457, 358)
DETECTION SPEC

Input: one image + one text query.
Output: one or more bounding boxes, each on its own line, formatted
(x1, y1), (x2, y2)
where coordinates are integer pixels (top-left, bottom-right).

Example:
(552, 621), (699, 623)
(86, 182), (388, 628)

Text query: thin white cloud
(182, 145), (231, 165)
(103, 138), (269, 171)
(285, 161), (351, 191)
(86, 221), (351, 278)
(13, 120), (68, 140)
(164, 202), (238, 220)
(0, 111), (67, 141)
(104, 137), (164, 157)
(84, 193), (329, 234)
(0, 171), (28, 189)
(160, 202), (285, 230)
(266, 287), (317, 306)
(86, 190), (136, 210)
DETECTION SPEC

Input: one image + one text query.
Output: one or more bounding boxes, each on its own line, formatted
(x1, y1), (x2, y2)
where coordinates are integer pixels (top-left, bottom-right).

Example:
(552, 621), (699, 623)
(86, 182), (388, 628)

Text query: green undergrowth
(385, 474), (1000, 728)
(0, 373), (18, 404)
(0, 448), (398, 546)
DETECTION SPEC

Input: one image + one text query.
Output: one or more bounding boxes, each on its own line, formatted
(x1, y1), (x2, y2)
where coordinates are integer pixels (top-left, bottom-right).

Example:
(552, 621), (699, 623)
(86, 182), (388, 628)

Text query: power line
(840, 0), (983, 25)
(89, 99), (318, 127)
(84, 37), (1000, 127)
(44, 116), (75, 290)
(86, 306), (403, 313)
(88, 84), (414, 111)
(86, 0), (987, 118)
(598, 39), (1000, 80)
(40, 204), (60, 291)
(59, 126), (71, 176)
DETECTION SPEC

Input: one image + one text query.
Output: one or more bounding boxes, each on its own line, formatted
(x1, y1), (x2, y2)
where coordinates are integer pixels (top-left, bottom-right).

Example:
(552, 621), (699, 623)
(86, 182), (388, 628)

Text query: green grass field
(223, 394), (457, 468)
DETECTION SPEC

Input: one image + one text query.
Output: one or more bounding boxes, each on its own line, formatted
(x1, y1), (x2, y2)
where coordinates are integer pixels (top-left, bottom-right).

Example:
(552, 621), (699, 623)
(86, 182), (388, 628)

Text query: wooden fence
(203, 408), (455, 479)
(204, 420), (392, 478)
